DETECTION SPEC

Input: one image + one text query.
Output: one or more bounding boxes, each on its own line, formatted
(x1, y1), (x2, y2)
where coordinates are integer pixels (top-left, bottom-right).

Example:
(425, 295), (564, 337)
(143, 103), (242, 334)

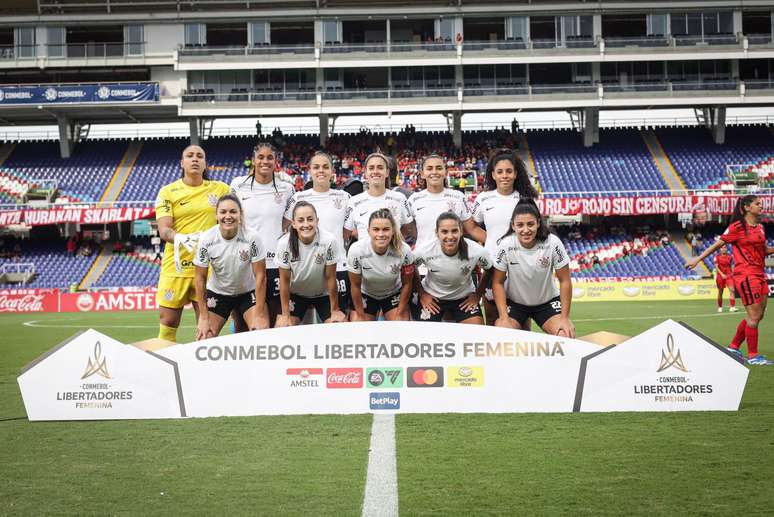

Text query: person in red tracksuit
(687, 195), (773, 365)
(714, 246), (737, 313)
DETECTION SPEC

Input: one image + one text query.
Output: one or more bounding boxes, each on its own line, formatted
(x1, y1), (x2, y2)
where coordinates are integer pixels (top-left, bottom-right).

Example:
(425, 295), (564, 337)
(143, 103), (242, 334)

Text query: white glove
(173, 232), (199, 273)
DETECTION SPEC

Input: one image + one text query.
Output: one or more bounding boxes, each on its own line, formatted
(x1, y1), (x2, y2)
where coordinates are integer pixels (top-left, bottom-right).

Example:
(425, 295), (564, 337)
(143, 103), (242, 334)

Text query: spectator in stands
(591, 254), (600, 266)
(112, 241), (124, 255)
(194, 194), (269, 340)
(690, 233), (701, 256)
(492, 199), (575, 337)
(687, 195), (773, 365)
(66, 236), (77, 257)
(155, 144), (230, 344)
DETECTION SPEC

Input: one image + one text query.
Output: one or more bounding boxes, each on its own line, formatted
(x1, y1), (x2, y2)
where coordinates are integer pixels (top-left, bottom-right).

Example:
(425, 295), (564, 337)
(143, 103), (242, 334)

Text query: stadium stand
(0, 236), (98, 288)
(1, 140), (127, 203)
(656, 126), (774, 190)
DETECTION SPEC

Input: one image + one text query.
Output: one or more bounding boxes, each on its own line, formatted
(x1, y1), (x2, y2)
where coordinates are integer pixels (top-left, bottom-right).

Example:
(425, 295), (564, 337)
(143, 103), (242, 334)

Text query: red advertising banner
(58, 289), (158, 313)
(537, 194), (774, 216)
(0, 291), (59, 313)
(0, 207), (154, 227)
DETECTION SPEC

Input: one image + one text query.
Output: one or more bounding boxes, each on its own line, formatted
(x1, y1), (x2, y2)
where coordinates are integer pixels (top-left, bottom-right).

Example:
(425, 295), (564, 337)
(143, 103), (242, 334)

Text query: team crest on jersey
(315, 253), (324, 264)
(447, 200), (457, 212)
(274, 192), (284, 204)
(239, 249), (249, 262)
(538, 256), (551, 269)
(390, 263), (401, 275)
(333, 196), (344, 210)
(164, 289), (174, 301)
(460, 265), (472, 276)
(208, 194), (218, 207)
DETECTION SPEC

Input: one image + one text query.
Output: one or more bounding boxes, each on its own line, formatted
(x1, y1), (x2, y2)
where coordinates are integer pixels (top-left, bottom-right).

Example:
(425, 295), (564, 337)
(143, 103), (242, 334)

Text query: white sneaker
(717, 307), (723, 313)
(729, 307), (739, 312)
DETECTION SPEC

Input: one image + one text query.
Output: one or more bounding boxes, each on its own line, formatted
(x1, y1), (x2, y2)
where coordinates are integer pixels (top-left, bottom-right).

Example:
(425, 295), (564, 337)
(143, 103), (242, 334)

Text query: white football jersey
(493, 233), (570, 306)
(285, 188), (349, 271)
(415, 238), (492, 300)
(347, 240), (414, 299)
(275, 229), (339, 298)
(343, 190), (413, 238)
(471, 190), (521, 257)
(408, 188), (472, 250)
(230, 175), (294, 269)
(193, 225), (265, 296)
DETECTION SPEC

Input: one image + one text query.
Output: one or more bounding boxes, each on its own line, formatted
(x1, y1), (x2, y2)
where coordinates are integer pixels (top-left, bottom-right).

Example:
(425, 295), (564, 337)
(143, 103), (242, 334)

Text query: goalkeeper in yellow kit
(155, 145), (230, 342)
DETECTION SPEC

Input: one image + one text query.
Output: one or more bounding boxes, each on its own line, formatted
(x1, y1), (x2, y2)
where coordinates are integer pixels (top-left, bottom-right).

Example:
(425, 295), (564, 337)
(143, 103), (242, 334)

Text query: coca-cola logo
(326, 368), (363, 389)
(0, 294), (44, 312)
(76, 294), (95, 312)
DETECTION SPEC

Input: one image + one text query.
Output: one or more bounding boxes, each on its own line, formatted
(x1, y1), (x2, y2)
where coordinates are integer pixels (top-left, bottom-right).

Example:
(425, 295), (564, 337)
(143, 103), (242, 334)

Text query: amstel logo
(81, 342), (112, 380)
(656, 333), (689, 373)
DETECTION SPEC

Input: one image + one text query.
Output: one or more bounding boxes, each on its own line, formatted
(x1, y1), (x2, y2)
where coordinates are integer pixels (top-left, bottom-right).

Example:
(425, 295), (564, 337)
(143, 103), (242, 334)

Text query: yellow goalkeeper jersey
(155, 178), (230, 278)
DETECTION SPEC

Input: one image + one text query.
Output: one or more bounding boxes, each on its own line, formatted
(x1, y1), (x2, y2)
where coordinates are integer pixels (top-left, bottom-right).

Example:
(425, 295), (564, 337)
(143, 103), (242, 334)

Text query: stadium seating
(528, 128), (669, 196)
(0, 238), (97, 289)
(656, 126), (774, 189)
(2, 140), (127, 203)
(91, 251), (159, 288)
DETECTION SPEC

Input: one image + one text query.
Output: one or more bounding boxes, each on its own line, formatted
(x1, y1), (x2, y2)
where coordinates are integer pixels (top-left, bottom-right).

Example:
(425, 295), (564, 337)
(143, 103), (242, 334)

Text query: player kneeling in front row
(275, 201), (346, 327)
(413, 212), (493, 324)
(348, 209), (414, 321)
(194, 195), (269, 340)
(492, 199), (575, 337)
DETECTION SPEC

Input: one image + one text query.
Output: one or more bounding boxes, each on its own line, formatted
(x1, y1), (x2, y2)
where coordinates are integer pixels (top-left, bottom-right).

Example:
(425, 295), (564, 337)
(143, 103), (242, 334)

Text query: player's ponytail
(436, 212), (468, 261)
(731, 194), (758, 234)
(368, 208), (403, 253)
(500, 198), (550, 244)
(288, 201), (317, 261)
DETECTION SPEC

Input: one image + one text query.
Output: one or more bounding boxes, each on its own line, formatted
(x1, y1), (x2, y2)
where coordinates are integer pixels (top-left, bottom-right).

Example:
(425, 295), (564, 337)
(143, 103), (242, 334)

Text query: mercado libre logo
(81, 342), (111, 380)
(407, 367), (444, 388)
(447, 366), (484, 388)
(366, 368), (403, 388)
(656, 334), (689, 373)
(286, 368), (323, 388)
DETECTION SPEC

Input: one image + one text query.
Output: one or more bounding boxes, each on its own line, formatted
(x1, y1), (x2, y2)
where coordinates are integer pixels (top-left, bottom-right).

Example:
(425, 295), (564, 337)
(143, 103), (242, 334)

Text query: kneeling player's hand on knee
(275, 314), (292, 328)
(495, 317), (518, 329)
(555, 317), (576, 338)
(196, 318), (213, 341)
(326, 310), (347, 323)
(420, 293), (440, 314)
(458, 294), (480, 313)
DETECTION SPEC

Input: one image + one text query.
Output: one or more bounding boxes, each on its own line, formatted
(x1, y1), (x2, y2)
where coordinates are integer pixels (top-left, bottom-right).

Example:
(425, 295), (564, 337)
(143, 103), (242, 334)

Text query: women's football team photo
(154, 142), (773, 366)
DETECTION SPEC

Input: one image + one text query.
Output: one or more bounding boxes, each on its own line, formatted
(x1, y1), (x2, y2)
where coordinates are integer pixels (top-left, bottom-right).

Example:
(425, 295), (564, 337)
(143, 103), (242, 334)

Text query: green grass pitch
(1, 300), (772, 516)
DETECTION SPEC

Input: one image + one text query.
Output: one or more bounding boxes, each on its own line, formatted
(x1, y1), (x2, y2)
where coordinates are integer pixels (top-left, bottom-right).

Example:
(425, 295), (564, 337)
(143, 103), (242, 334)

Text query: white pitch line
(22, 320), (195, 329)
(362, 414), (399, 517)
(573, 311), (741, 323)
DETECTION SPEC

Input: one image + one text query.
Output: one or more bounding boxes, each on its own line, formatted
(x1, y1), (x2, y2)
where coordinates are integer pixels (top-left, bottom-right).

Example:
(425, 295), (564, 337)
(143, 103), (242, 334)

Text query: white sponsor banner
(18, 321), (749, 420)
(160, 322), (598, 416)
(575, 320), (749, 412)
(18, 329), (184, 421)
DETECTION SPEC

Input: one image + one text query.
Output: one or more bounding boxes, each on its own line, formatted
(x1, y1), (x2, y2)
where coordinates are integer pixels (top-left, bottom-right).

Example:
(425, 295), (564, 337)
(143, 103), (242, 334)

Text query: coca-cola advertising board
(0, 291), (58, 313)
(19, 320), (747, 420)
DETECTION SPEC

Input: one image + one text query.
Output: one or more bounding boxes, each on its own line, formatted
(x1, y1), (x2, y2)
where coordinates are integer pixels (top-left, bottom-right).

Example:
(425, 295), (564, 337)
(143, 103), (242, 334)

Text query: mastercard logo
(407, 367), (444, 388)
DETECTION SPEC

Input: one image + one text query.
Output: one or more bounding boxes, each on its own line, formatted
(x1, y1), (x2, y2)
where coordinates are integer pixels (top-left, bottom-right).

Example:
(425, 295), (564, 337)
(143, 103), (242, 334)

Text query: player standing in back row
(155, 145), (230, 343)
(687, 195), (773, 365)
(230, 142), (294, 327)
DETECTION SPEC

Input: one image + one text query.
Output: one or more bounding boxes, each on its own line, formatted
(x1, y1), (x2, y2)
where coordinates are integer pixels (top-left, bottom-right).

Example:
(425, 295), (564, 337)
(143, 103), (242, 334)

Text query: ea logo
(76, 294), (95, 312)
(97, 86), (111, 100)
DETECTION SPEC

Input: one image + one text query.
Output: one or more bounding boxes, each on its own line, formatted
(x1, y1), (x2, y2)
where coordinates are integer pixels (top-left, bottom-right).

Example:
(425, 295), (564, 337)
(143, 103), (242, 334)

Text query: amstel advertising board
(18, 320), (748, 420)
